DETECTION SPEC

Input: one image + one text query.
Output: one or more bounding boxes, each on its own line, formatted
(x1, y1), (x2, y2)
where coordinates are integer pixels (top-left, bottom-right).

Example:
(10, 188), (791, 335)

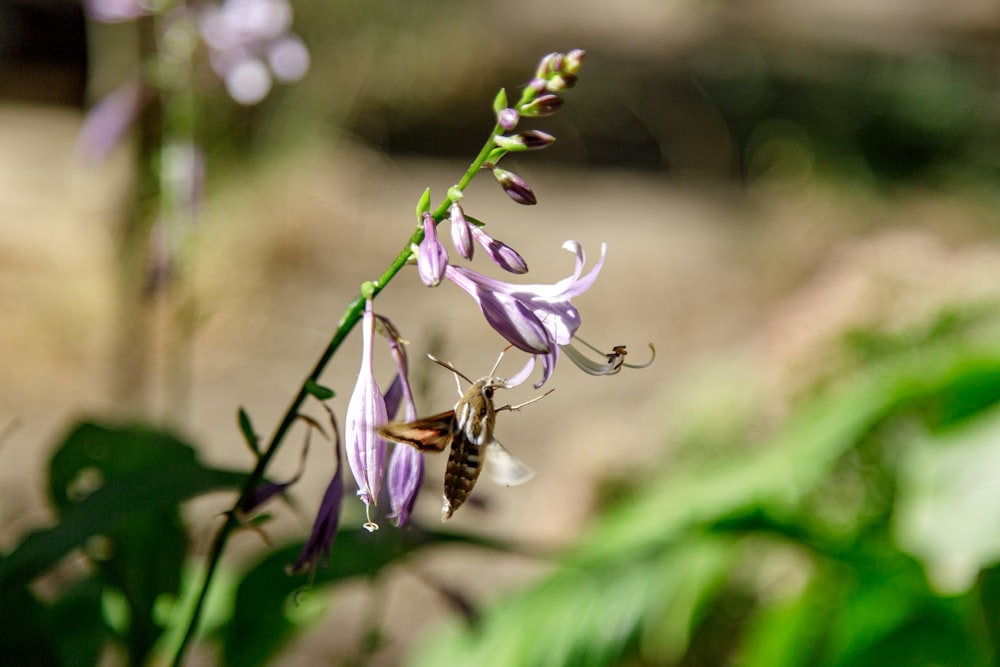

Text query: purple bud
(417, 212), (448, 286)
(519, 94), (564, 118)
(497, 107), (519, 131)
(535, 52), (563, 80)
(470, 226), (528, 274)
(546, 73), (578, 92)
(564, 49), (586, 75)
(518, 130), (556, 150)
(492, 168), (537, 206)
(449, 203), (474, 260)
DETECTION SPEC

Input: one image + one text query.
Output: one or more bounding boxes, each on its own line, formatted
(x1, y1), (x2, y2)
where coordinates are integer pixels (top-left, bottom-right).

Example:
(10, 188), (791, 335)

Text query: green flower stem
(169, 118), (508, 667)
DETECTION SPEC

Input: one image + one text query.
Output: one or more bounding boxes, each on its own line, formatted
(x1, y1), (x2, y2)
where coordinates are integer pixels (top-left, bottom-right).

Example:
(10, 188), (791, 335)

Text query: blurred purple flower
(85, 0), (148, 23)
(417, 212), (449, 287)
(345, 299), (387, 526)
(445, 240), (606, 386)
(76, 79), (152, 163)
(199, 0), (309, 105)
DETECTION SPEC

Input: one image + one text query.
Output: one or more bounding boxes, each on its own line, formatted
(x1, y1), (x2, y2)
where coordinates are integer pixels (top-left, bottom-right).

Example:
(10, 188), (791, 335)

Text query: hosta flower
(417, 212), (448, 286)
(289, 458), (343, 573)
(387, 441), (423, 527)
(345, 299), (387, 527)
(445, 240), (606, 386)
(377, 315), (425, 526)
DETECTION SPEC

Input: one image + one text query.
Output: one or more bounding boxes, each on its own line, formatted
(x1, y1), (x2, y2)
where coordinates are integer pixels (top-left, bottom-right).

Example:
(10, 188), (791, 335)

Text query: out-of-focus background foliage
(4, 0), (1000, 665)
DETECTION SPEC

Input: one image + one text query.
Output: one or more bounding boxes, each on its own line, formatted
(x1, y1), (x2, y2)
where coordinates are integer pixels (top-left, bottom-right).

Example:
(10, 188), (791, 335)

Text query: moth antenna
(427, 354), (474, 385)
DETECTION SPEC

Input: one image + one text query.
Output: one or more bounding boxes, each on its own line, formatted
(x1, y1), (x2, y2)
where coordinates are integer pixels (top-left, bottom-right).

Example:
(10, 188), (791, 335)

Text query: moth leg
(496, 388), (554, 413)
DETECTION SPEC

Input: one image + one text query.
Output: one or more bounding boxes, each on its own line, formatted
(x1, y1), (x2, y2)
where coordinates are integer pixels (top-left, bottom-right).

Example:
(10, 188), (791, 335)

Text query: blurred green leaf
(222, 527), (513, 667)
(894, 401), (1000, 594)
(0, 585), (63, 667)
(0, 421), (249, 591)
(408, 338), (1000, 667)
(49, 577), (107, 667)
(238, 407), (260, 455)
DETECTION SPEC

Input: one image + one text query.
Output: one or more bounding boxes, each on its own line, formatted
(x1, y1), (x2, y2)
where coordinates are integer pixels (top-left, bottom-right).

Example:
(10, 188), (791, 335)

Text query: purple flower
(85, 0), (148, 23)
(376, 316), (425, 526)
(417, 212), (449, 287)
(445, 240), (606, 386)
(345, 299), (387, 526)
(76, 78), (152, 163)
(198, 0), (310, 105)
(289, 459), (343, 573)
(469, 226), (528, 274)
(388, 443), (423, 527)
(449, 203), (474, 261)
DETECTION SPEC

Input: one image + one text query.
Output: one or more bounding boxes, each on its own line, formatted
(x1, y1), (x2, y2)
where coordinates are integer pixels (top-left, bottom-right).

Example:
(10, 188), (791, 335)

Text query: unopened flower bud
(535, 52), (562, 80)
(497, 107), (519, 131)
(470, 225), (528, 274)
(519, 94), (563, 117)
(494, 130), (555, 152)
(546, 73), (578, 92)
(492, 167), (537, 206)
(563, 49), (586, 75)
(449, 203), (474, 260)
(417, 212), (448, 286)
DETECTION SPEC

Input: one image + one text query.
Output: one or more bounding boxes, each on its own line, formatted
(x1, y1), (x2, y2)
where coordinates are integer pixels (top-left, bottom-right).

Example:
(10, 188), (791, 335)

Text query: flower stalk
(170, 49), (592, 666)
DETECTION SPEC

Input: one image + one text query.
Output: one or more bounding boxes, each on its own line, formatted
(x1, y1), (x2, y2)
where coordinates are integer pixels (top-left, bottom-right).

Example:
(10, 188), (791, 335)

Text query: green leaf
(0, 585), (62, 667)
(407, 338), (1000, 667)
(49, 577), (107, 667)
(304, 379), (335, 401)
(0, 422), (249, 592)
(492, 87), (508, 113)
(415, 187), (431, 218)
(238, 407), (259, 455)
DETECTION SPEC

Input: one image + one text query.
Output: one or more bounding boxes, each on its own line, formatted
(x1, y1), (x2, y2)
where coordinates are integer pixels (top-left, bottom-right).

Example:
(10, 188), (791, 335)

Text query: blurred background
(4, 0), (1000, 665)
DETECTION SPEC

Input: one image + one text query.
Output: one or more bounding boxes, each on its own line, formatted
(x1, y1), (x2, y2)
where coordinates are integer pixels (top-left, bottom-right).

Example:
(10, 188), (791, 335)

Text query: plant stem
(169, 125), (503, 664)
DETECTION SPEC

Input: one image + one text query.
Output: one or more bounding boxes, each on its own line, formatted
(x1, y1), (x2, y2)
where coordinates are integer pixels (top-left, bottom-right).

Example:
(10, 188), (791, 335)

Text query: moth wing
(377, 411), (455, 453)
(485, 439), (535, 487)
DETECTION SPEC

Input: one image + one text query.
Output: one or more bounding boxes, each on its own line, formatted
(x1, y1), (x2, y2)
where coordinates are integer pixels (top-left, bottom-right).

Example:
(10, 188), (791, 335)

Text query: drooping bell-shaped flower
(344, 299), (387, 527)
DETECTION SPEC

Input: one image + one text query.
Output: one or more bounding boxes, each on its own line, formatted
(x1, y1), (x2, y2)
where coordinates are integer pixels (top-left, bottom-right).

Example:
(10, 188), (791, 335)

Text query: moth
(377, 351), (549, 521)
